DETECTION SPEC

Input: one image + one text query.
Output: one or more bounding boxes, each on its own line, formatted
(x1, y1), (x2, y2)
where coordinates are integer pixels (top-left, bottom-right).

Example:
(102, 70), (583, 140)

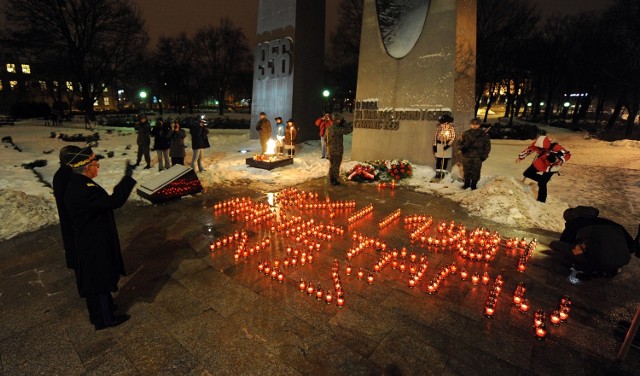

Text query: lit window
(103, 97), (110, 105)
(10, 80), (18, 89)
(53, 81), (59, 87)
(6, 64), (16, 73)
(66, 81), (73, 91)
(21, 64), (31, 74)
(0, 81), (3, 90)
(39, 81), (47, 90)
(103, 86), (108, 93)
(94, 100), (99, 106)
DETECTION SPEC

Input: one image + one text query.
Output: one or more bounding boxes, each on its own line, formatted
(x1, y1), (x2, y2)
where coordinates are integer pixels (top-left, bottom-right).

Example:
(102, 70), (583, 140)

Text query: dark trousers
(523, 165), (554, 202)
(136, 145), (151, 166)
(171, 157), (184, 166)
(85, 292), (115, 325)
(328, 153), (342, 181)
(436, 158), (451, 177)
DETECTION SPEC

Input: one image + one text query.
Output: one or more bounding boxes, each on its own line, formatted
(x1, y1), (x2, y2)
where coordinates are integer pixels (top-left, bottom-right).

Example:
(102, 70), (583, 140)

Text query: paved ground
(1, 177), (639, 375)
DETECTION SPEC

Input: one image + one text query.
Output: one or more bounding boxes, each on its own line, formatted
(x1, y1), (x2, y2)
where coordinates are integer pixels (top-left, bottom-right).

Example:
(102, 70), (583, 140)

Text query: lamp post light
(139, 90), (147, 113)
(562, 101), (571, 120)
(323, 89), (330, 112)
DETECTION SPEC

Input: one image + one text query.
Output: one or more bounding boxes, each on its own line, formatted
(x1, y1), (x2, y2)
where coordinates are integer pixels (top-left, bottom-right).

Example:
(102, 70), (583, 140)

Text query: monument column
(250, 0), (326, 144)
(352, 0), (477, 166)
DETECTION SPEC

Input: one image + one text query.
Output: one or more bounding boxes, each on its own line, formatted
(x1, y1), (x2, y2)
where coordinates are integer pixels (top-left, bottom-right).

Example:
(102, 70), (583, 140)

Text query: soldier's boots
(462, 179), (477, 190)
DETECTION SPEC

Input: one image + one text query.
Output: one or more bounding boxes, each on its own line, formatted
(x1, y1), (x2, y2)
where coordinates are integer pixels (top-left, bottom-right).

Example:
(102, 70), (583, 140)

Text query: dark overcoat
(53, 165), (76, 269)
(151, 122), (172, 150)
(190, 124), (210, 149)
(64, 173), (136, 297)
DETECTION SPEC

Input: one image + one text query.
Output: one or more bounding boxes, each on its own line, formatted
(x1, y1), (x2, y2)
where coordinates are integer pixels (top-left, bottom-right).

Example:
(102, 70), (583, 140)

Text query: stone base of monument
(246, 155), (294, 170)
(137, 165), (203, 204)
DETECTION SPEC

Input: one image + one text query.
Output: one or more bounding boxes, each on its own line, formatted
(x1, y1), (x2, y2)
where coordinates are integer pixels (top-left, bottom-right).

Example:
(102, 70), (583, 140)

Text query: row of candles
(379, 209), (402, 229)
(233, 237), (270, 261)
(517, 239), (538, 272)
(347, 232), (388, 260)
(347, 204), (374, 224)
(275, 188), (319, 206)
(291, 223), (345, 244)
(210, 230), (248, 251)
(483, 275), (505, 318)
(377, 180), (397, 189)
(296, 259), (346, 307)
(213, 196), (253, 210)
(298, 200), (357, 210)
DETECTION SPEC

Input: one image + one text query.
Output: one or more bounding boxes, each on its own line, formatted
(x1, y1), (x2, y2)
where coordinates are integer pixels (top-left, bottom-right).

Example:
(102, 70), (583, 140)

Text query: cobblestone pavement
(1, 177), (639, 375)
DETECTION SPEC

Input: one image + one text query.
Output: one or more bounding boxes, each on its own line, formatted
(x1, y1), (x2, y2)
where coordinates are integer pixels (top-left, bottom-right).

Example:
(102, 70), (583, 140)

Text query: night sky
(133, 0), (612, 48)
(0, 0), (614, 47)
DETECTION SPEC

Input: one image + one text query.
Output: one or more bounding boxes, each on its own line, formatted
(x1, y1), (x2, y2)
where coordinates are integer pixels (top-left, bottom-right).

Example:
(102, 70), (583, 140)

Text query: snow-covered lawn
(1, 117), (639, 241)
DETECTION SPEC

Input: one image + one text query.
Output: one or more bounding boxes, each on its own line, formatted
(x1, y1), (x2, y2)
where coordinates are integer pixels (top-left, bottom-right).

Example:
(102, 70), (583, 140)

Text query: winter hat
(61, 145), (99, 168)
(438, 114), (454, 124)
(533, 135), (551, 149)
(287, 118), (294, 123)
(563, 206), (600, 222)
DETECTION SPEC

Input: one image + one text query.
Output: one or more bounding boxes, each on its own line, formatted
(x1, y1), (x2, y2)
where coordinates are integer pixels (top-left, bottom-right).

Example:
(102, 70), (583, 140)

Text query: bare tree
(327, 0), (363, 96)
(476, 0), (540, 123)
(601, 0), (640, 135)
(3, 0), (148, 118)
(153, 33), (204, 114)
(195, 18), (252, 116)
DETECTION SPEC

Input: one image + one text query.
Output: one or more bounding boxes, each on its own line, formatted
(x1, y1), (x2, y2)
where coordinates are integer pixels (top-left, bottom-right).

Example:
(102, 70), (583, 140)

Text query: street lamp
(562, 101), (571, 120)
(323, 89), (330, 112)
(139, 90), (147, 113)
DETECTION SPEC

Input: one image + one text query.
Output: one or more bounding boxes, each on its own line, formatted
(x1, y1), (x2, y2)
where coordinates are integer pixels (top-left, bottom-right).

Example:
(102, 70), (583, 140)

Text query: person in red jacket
(315, 112), (333, 158)
(516, 133), (570, 202)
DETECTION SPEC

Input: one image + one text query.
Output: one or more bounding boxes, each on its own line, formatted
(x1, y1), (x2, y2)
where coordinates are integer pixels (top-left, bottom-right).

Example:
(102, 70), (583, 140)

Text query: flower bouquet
(347, 160), (413, 183)
(347, 162), (377, 182)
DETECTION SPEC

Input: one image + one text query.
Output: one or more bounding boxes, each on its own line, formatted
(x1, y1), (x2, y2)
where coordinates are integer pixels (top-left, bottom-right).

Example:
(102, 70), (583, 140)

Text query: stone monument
(352, 0), (477, 166)
(250, 0), (326, 145)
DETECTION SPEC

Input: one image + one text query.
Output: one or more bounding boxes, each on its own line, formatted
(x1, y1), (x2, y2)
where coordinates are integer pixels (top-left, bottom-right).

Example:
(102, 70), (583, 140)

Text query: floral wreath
(347, 159), (412, 182)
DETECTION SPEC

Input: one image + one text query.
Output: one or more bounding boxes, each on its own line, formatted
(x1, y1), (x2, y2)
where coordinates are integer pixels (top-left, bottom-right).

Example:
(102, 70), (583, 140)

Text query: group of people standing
(134, 115), (209, 173)
(436, 114), (570, 202)
(255, 112), (298, 156)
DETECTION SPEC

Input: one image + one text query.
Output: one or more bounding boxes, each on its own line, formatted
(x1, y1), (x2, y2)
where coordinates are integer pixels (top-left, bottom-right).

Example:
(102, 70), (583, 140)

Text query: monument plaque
(352, 0), (477, 166)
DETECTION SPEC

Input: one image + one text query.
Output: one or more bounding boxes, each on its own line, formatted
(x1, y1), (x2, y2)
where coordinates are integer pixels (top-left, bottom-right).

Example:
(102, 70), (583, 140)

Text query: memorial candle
(535, 324), (547, 340)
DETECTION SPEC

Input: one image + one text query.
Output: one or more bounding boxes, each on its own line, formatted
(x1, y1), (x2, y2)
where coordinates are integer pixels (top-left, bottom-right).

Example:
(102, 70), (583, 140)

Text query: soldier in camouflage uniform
(456, 118), (491, 190)
(326, 114), (353, 185)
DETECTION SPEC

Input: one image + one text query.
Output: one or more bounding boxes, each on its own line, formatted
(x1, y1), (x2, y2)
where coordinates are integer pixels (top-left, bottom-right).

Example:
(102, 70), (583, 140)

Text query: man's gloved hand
(125, 161), (135, 177)
(546, 153), (557, 163)
(432, 145), (437, 153)
(443, 144), (451, 151)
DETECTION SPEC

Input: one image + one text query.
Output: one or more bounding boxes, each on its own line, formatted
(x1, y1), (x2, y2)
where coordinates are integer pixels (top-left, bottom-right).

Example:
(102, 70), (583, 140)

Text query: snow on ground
(1, 117), (639, 241)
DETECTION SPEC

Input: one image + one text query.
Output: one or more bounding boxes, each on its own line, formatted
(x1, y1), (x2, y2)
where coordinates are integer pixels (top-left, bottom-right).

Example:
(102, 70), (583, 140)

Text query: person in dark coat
(53, 146), (77, 270)
(284, 119), (298, 157)
(151, 118), (171, 171)
(62, 146), (136, 330)
(134, 115), (152, 169)
(326, 114), (353, 185)
(550, 206), (638, 281)
(456, 118), (491, 190)
(168, 119), (186, 166)
(190, 117), (210, 172)
(256, 112), (272, 154)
